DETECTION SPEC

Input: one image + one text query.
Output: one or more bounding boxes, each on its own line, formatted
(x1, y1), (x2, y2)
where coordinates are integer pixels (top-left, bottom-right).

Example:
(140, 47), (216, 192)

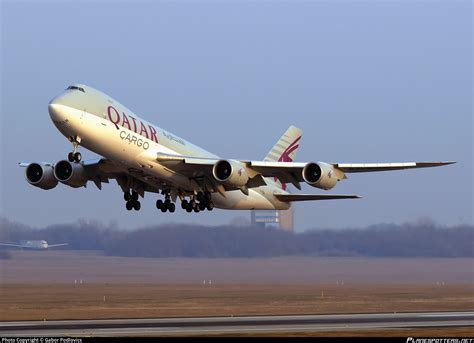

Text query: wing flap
(156, 153), (218, 166)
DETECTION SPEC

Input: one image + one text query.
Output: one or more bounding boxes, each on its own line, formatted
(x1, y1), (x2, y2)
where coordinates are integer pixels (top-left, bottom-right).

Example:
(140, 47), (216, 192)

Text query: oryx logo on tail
(264, 125), (303, 190)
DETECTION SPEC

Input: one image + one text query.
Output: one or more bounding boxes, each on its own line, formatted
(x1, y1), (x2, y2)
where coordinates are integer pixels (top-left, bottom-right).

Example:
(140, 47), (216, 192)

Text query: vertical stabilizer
(264, 125), (302, 189)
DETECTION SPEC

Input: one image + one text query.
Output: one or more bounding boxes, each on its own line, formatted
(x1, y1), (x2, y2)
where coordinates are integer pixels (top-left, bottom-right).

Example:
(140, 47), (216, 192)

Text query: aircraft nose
(48, 96), (69, 122)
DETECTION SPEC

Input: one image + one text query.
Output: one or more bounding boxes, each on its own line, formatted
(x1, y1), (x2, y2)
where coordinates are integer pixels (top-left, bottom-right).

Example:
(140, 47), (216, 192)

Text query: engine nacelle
(54, 160), (88, 188)
(212, 159), (249, 187)
(25, 163), (58, 190)
(302, 162), (338, 190)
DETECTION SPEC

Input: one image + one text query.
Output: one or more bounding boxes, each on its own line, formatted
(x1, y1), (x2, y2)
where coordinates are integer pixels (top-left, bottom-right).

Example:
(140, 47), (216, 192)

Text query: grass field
(1, 283), (473, 321)
(0, 250), (473, 336)
(1, 250), (472, 284)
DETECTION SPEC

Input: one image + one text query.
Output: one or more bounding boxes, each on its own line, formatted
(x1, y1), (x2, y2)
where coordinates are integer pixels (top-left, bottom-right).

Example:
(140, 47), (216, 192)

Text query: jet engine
(302, 162), (338, 190)
(54, 160), (88, 188)
(212, 159), (249, 187)
(25, 163), (58, 190)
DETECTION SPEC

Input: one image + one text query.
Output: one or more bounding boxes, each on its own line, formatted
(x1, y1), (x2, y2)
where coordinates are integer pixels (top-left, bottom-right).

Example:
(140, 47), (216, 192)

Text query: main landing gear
(67, 137), (82, 162)
(155, 191), (214, 214)
(124, 191), (141, 211)
(181, 192), (214, 213)
(156, 194), (176, 213)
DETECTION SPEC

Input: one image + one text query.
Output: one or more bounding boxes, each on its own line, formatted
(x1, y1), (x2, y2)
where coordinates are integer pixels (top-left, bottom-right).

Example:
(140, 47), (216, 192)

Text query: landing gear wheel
(206, 202), (214, 211)
(181, 199), (188, 209)
(124, 192), (132, 201)
(186, 205), (193, 213)
(126, 201), (133, 211)
(68, 152), (75, 162)
(196, 192), (205, 202)
(161, 200), (169, 212)
(133, 201), (141, 211)
(169, 203), (176, 213)
(131, 192), (139, 202)
(198, 202), (206, 211)
(156, 199), (163, 209)
(73, 152), (82, 162)
(194, 207), (200, 213)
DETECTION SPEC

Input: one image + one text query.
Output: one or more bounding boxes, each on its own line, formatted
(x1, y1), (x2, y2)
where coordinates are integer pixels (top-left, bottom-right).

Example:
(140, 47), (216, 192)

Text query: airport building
(250, 208), (294, 232)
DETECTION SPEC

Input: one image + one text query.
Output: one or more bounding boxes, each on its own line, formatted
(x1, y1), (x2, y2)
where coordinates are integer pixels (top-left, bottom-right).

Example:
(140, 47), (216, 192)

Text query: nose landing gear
(67, 137), (82, 162)
(68, 152), (82, 163)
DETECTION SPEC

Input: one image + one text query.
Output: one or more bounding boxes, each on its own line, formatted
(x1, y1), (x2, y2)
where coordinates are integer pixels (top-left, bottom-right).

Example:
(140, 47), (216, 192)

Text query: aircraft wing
(48, 243), (68, 248)
(155, 154), (306, 184)
(248, 161), (455, 180)
(154, 154), (267, 191)
(333, 162), (456, 173)
(249, 161), (455, 189)
(74, 158), (182, 195)
(0, 243), (23, 248)
(75, 158), (123, 189)
(19, 158), (124, 190)
(274, 194), (361, 202)
(20, 158), (165, 195)
(156, 153), (454, 190)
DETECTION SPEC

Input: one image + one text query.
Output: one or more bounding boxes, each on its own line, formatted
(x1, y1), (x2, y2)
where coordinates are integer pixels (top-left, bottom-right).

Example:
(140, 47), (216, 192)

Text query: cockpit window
(67, 86), (85, 93)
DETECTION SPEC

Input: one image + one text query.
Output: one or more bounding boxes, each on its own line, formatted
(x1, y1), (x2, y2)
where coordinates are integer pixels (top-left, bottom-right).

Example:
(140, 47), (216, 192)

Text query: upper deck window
(67, 86), (85, 93)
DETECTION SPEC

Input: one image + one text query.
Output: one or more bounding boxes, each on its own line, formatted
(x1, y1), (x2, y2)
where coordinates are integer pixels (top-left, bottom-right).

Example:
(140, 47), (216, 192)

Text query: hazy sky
(1, 1), (472, 231)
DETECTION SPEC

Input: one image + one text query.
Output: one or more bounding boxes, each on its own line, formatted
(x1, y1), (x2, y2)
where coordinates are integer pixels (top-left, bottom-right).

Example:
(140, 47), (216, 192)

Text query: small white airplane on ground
(21, 84), (454, 213)
(0, 240), (68, 250)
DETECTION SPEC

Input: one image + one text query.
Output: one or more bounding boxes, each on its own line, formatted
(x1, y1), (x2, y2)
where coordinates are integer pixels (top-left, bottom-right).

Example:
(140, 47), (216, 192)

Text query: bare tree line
(0, 217), (472, 258)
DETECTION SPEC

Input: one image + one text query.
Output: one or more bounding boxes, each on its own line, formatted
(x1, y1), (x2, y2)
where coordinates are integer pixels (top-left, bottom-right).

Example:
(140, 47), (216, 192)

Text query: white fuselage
(48, 85), (290, 210)
(20, 240), (49, 250)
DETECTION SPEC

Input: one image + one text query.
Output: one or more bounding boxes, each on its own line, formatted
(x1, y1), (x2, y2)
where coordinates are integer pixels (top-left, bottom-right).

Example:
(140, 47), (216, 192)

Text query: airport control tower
(250, 208), (294, 232)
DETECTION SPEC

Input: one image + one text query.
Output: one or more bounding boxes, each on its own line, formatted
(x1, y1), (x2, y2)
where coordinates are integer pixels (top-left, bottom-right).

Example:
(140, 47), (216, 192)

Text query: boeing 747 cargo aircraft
(21, 84), (454, 213)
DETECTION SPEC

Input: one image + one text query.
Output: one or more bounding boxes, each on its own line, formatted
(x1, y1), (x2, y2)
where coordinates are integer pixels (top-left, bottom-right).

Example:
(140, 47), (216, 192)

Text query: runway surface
(1, 312), (473, 336)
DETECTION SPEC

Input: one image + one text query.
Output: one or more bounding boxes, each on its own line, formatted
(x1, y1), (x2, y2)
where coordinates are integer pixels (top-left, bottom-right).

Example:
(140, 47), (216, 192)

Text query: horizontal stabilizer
(274, 194), (361, 202)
